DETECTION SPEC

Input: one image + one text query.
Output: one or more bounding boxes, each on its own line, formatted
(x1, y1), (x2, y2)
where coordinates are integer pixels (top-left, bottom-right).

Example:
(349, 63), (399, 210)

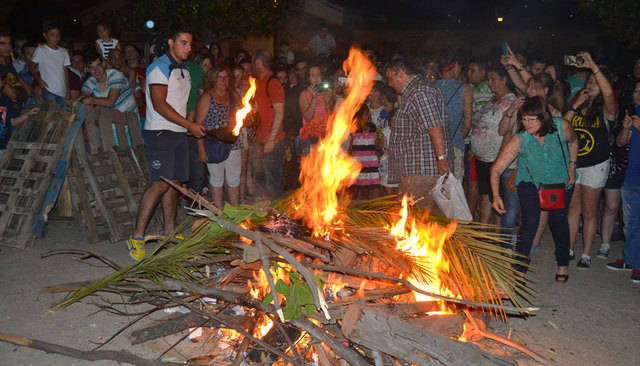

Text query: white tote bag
(431, 173), (473, 221)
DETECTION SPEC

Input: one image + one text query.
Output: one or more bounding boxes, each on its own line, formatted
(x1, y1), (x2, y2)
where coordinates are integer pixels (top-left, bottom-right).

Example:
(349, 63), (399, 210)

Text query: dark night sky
(335, 0), (593, 28)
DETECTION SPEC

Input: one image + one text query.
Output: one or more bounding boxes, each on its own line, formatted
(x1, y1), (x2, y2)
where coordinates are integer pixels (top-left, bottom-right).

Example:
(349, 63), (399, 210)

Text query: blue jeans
(500, 169), (520, 240)
(622, 181), (640, 270)
(41, 89), (65, 104)
(515, 182), (572, 273)
(262, 140), (285, 199)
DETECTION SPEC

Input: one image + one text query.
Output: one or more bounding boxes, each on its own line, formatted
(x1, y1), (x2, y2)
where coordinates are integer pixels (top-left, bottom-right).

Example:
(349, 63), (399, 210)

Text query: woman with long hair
(565, 52), (618, 269)
(195, 65), (242, 208)
(491, 96), (578, 281)
(470, 65), (516, 224)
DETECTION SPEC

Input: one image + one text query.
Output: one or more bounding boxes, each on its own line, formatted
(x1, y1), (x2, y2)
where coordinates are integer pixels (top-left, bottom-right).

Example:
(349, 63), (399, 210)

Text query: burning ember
(388, 196), (458, 310)
(233, 76), (257, 136)
(293, 47), (376, 237)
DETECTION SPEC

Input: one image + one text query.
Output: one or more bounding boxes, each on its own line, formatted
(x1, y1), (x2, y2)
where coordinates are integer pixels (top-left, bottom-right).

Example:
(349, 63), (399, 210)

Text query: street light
(497, 17), (504, 22)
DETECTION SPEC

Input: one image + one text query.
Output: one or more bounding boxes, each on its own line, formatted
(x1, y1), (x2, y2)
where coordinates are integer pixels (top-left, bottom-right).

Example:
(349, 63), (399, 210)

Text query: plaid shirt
(389, 75), (449, 182)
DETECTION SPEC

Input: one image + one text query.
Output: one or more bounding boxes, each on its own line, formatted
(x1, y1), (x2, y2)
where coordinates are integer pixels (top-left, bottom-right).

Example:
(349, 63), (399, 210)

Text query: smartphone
(502, 42), (509, 55)
(313, 81), (331, 92)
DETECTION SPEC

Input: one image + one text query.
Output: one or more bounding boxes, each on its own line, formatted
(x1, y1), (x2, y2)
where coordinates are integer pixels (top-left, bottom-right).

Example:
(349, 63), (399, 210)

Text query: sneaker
(127, 236), (146, 261)
(631, 271), (640, 284)
(596, 245), (610, 259)
(606, 259), (632, 271)
(569, 249), (575, 260)
(576, 256), (591, 270)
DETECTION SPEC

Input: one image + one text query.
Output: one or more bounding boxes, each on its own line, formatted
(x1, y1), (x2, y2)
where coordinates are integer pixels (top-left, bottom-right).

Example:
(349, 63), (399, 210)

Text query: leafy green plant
(261, 263), (323, 320)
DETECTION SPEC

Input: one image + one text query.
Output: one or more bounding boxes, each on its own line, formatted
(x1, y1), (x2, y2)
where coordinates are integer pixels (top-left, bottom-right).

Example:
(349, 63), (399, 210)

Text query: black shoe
(606, 259), (632, 271)
(631, 271), (640, 284)
(576, 256), (591, 270)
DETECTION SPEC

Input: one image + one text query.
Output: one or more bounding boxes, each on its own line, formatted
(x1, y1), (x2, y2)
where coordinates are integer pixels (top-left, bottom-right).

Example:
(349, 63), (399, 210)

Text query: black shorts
(143, 130), (189, 182)
(605, 172), (625, 190)
(476, 159), (493, 196)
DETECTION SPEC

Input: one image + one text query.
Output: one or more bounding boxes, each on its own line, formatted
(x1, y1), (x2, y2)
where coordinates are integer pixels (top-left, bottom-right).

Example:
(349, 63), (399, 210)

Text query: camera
(563, 55), (584, 67)
(313, 81), (332, 92)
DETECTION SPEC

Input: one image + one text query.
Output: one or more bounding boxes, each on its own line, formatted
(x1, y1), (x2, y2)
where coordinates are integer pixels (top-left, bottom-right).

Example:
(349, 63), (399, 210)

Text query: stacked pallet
(0, 102), (86, 248)
(68, 107), (153, 243)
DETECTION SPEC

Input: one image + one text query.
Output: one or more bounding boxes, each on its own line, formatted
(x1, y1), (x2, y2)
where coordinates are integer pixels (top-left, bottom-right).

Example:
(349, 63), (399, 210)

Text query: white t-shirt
(144, 54), (191, 132)
(32, 44), (71, 97)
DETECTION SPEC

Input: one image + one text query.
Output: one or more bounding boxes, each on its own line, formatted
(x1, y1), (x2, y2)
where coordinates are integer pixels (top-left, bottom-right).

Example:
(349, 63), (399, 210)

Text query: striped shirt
(96, 38), (119, 60)
(82, 69), (137, 113)
(389, 75), (449, 181)
(352, 131), (380, 186)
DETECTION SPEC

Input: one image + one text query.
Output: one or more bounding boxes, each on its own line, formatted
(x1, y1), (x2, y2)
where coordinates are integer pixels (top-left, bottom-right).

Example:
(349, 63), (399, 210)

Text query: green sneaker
(127, 236), (146, 261)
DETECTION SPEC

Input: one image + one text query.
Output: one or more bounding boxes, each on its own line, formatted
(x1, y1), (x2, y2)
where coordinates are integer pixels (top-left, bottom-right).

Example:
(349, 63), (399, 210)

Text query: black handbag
(204, 136), (232, 164)
(203, 91), (235, 163)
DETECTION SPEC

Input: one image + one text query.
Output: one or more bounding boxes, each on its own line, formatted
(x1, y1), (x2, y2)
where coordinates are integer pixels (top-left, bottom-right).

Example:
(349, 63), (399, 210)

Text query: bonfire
(1, 48), (547, 366)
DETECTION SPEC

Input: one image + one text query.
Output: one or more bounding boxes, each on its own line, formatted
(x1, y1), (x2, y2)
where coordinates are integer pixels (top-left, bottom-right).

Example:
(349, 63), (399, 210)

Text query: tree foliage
(128, 0), (300, 37)
(579, 0), (640, 48)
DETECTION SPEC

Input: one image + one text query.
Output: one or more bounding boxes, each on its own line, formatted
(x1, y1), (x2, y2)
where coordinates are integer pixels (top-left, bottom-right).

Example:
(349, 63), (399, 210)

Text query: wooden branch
(0, 332), (187, 366)
(40, 249), (122, 270)
(183, 206), (331, 321)
(341, 303), (516, 366)
(297, 262), (539, 315)
(129, 312), (247, 345)
(157, 279), (369, 366)
(267, 234), (330, 262)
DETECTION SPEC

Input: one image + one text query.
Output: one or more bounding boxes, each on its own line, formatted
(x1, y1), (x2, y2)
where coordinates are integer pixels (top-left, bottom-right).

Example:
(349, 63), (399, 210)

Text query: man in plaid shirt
(385, 57), (450, 213)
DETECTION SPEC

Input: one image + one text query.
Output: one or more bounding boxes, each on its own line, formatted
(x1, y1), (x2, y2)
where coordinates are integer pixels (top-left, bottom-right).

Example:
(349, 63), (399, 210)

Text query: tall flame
(233, 76), (257, 136)
(293, 47), (376, 236)
(388, 196), (458, 310)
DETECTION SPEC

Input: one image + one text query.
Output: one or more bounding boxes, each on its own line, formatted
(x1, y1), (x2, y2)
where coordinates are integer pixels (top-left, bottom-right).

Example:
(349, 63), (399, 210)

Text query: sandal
(555, 273), (569, 283)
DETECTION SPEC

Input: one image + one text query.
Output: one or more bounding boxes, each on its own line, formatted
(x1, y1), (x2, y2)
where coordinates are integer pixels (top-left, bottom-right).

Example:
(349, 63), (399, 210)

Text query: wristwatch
(437, 154), (446, 161)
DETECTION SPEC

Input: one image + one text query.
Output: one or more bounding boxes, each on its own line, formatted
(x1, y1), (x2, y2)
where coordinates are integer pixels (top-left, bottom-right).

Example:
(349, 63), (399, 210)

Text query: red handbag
(537, 183), (566, 210)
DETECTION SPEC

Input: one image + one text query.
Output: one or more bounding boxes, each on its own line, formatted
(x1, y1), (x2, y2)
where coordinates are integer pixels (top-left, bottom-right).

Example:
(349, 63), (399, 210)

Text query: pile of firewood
(0, 183), (545, 366)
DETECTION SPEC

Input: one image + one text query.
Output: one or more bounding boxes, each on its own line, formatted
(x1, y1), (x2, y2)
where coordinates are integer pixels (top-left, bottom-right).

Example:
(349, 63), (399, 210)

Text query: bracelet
(593, 69), (601, 75)
(569, 106), (579, 114)
(569, 160), (577, 165)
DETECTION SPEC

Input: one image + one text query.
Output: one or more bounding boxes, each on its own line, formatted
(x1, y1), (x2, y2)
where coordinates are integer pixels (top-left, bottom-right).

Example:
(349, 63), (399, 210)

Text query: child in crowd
(95, 23), (120, 60)
(29, 21), (70, 104)
(350, 105), (380, 200)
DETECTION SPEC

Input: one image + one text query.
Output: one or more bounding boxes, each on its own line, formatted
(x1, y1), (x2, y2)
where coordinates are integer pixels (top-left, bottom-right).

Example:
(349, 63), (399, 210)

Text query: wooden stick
(0, 332), (186, 366)
(298, 262), (539, 314)
(462, 309), (552, 366)
(158, 279), (369, 366)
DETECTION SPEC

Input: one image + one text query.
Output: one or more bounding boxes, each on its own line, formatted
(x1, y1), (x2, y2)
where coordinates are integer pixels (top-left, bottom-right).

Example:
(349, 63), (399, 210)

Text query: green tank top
(515, 117), (570, 186)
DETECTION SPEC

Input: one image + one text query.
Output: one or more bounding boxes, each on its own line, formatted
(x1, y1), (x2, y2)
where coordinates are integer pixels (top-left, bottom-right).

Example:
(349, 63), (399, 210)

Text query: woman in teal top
(490, 97), (578, 282)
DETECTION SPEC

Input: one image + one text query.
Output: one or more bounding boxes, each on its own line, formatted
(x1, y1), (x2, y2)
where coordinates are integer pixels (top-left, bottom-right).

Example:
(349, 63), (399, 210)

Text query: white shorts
(207, 149), (242, 188)
(576, 159), (609, 189)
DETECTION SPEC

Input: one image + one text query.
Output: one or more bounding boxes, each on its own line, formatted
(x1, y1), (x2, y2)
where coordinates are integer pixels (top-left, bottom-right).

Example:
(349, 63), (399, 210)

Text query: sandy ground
(1, 220), (639, 366)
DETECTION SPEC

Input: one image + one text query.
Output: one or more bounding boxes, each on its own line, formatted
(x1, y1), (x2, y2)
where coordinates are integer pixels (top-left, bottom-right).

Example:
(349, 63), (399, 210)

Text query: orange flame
(233, 76), (256, 136)
(388, 196), (458, 311)
(293, 47), (376, 237)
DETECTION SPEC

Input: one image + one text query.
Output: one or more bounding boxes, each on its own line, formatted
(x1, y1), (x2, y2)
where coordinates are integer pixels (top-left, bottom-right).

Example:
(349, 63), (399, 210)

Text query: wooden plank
(84, 106), (102, 154)
(73, 138), (119, 243)
(125, 111), (143, 146)
(97, 108), (117, 150)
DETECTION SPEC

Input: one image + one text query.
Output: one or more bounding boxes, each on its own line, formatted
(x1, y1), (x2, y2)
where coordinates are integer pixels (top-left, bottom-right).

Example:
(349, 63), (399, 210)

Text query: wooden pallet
(67, 107), (156, 243)
(0, 103), (82, 248)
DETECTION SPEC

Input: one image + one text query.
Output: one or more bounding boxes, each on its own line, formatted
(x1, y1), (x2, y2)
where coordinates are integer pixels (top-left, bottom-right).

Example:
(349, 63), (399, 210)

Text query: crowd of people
(0, 20), (638, 286)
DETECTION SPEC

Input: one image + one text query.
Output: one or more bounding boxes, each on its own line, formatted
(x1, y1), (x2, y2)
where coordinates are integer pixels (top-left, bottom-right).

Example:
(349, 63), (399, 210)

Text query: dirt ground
(1, 220), (639, 366)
